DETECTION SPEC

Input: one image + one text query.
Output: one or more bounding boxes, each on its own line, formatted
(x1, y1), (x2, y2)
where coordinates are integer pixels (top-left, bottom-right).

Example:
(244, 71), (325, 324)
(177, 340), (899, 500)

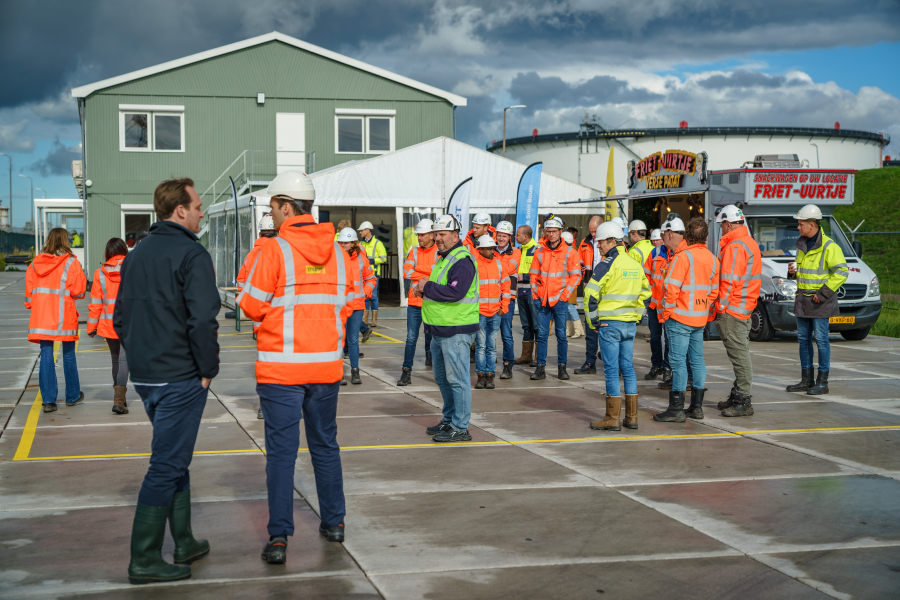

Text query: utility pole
(502, 105), (526, 157)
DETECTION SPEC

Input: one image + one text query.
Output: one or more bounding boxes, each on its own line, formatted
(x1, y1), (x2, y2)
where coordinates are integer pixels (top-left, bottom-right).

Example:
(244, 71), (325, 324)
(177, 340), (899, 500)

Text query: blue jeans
(431, 332), (476, 431)
(365, 275), (379, 310)
(598, 321), (637, 397)
(567, 304), (580, 322)
(346, 309), (362, 369)
(585, 320), (599, 366)
(517, 294), (538, 342)
(134, 378), (208, 507)
(665, 320), (706, 392)
(535, 300), (569, 366)
(258, 382), (344, 536)
(402, 305), (432, 369)
(476, 313), (501, 373)
(500, 308), (515, 363)
(797, 317), (831, 372)
(39, 340), (80, 404)
(647, 307), (668, 369)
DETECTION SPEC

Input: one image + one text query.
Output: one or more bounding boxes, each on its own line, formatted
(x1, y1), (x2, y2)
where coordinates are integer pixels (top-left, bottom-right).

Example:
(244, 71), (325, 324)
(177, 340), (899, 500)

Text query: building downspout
(78, 97), (90, 274)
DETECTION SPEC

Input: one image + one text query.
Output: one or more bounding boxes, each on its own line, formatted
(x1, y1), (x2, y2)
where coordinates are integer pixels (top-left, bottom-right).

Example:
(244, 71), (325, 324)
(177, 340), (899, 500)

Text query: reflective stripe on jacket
(476, 253), (511, 317)
(463, 227), (496, 255)
(87, 255), (124, 339)
(647, 245), (671, 311)
(717, 227), (762, 319)
(790, 231), (848, 319)
(348, 249), (376, 311)
(25, 253), (86, 342)
(403, 243), (439, 308)
(359, 236), (387, 276)
(497, 245), (520, 299)
(238, 215), (354, 385)
(530, 239), (581, 306)
(628, 239), (654, 276)
(237, 237), (270, 331)
(583, 246), (651, 326)
(517, 238), (538, 294)
(422, 245), (479, 327)
(661, 241), (720, 327)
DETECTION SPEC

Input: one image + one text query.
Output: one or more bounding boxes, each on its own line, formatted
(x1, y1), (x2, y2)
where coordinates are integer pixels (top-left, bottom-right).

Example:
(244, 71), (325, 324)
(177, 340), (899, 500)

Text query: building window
(119, 105), (185, 152)
(335, 109), (395, 155)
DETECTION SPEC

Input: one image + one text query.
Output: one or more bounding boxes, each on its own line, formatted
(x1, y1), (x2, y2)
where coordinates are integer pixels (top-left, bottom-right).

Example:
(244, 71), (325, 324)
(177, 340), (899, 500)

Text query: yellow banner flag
(605, 147), (617, 221)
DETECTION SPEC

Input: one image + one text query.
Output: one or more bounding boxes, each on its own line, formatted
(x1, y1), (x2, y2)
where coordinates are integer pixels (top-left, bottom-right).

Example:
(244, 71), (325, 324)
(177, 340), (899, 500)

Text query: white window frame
(120, 205), (156, 250)
(334, 109), (396, 155)
(118, 105), (185, 153)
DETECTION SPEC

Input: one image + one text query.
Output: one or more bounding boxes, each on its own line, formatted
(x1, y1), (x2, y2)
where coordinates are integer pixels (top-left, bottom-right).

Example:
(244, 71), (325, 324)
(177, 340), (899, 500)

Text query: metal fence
(0, 229), (34, 255)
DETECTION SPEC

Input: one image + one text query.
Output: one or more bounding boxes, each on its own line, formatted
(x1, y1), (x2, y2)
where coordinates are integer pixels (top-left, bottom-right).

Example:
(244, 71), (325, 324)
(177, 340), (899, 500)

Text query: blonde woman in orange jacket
(25, 227), (87, 413)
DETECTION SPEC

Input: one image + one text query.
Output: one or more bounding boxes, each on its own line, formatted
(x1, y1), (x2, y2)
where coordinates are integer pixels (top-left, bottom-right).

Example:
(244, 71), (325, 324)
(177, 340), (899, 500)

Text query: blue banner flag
(515, 162), (542, 246)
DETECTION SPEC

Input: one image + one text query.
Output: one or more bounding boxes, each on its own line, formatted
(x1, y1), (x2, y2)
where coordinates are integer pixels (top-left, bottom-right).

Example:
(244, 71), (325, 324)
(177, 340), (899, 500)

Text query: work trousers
(476, 313), (501, 374)
(797, 316), (831, 372)
(402, 305), (432, 369)
(258, 382), (344, 537)
(597, 321), (638, 397)
(431, 332), (476, 431)
(535, 300), (569, 366)
(648, 307), (668, 370)
(365, 276), (379, 310)
(584, 320), (600, 367)
(500, 308), (515, 363)
(666, 320), (707, 392)
(517, 294), (538, 342)
(134, 378), (208, 507)
(105, 338), (130, 386)
(38, 340), (80, 405)
(715, 313), (753, 396)
(346, 310), (363, 369)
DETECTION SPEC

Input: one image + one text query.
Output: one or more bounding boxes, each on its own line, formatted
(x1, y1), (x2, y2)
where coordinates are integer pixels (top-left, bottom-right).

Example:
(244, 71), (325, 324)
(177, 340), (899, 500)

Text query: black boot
(350, 368), (361, 385)
(657, 369), (673, 390)
(806, 370), (830, 395)
(319, 522), (345, 542)
(485, 373), (495, 390)
(721, 392), (754, 417)
(786, 368), (814, 392)
(475, 372), (486, 390)
(558, 364), (569, 380)
(717, 388), (737, 410)
(425, 352), (433, 367)
(644, 366), (662, 380)
(653, 391), (686, 422)
(574, 362), (596, 375)
(530, 365), (546, 380)
(169, 490), (210, 565)
(128, 504), (191, 584)
(684, 388), (705, 420)
(397, 367), (412, 386)
(261, 536), (287, 564)
(499, 361), (513, 379)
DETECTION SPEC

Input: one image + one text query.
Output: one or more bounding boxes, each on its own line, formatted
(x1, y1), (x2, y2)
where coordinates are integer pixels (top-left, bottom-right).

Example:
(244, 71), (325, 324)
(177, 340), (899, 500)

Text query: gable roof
(71, 31), (467, 106)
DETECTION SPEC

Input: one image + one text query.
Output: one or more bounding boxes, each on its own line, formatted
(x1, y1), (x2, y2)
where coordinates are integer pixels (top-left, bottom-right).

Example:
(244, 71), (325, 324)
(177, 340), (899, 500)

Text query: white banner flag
(447, 177), (472, 231)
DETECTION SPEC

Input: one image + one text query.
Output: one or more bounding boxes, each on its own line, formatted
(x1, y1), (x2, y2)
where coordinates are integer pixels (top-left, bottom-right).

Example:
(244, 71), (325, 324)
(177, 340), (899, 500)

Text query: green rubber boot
(170, 490), (210, 565)
(128, 504), (192, 584)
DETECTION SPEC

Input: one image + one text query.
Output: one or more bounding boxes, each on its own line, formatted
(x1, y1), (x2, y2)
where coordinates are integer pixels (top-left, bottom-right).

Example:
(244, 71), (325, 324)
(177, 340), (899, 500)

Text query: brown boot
(590, 395), (622, 431)
(371, 310), (379, 328)
(113, 385), (129, 415)
(363, 310), (370, 328)
(514, 341), (534, 365)
(623, 394), (638, 429)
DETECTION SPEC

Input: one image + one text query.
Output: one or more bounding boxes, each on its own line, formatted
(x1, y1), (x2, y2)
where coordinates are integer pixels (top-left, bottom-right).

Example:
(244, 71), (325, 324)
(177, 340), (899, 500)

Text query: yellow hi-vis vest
(796, 233), (849, 294)
(628, 239), (654, 276)
(422, 245), (479, 327)
(583, 248), (651, 326)
(359, 236), (387, 276)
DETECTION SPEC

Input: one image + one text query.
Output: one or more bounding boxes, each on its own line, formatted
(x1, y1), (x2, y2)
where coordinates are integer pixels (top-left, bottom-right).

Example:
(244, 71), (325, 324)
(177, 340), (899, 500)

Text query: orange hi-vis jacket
(238, 215), (354, 385)
(237, 237), (270, 332)
(661, 241), (720, 327)
(717, 226), (762, 320)
(402, 242), (439, 308)
(497, 244), (521, 300)
(463, 226), (496, 255)
(530, 239), (581, 306)
(25, 253), (87, 342)
(578, 235), (596, 273)
(476, 252), (511, 317)
(347, 248), (377, 311)
(647, 246), (672, 311)
(87, 255), (124, 339)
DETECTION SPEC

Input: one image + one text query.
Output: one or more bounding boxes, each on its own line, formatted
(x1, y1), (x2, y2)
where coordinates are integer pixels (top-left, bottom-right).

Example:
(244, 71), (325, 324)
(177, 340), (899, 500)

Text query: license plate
(829, 316), (855, 324)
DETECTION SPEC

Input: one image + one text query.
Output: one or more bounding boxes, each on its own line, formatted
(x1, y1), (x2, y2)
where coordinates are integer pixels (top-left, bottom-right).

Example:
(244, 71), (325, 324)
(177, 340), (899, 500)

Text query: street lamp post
(18, 174), (33, 232)
(35, 187), (47, 199)
(0, 153), (10, 228)
(503, 105), (526, 158)
(810, 143), (820, 168)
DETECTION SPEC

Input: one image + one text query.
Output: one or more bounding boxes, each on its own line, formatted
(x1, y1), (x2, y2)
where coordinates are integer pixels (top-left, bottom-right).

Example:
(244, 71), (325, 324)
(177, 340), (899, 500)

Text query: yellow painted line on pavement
(17, 448), (263, 461)
(368, 331), (403, 343)
(12, 392), (43, 461)
(736, 425), (900, 435)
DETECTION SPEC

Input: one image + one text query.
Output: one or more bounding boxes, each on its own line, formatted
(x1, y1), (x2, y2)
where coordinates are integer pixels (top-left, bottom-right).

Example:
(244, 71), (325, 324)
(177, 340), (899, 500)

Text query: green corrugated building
(70, 31), (466, 275)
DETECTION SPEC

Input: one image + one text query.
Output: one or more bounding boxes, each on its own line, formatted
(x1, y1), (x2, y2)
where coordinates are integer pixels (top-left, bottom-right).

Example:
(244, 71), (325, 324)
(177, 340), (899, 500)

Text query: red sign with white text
(743, 171), (855, 204)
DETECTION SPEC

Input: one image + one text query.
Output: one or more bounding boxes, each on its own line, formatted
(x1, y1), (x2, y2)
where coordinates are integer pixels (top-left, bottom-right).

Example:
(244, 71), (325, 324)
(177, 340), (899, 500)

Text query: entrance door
(276, 113), (306, 174)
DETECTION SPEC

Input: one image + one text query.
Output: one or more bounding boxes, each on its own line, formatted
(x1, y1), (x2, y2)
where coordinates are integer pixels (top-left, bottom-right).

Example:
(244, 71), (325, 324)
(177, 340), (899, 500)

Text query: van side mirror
(852, 240), (863, 258)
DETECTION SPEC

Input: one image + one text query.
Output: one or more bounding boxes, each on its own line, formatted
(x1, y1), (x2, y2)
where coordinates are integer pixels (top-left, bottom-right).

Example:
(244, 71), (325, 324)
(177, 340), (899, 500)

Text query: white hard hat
(262, 171), (315, 201)
(336, 227), (358, 242)
(650, 228), (662, 241)
(258, 214), (275, 231)
(544, 216), (564, 229)
(611, 217), (627, 229)
(629, 219), (648, 232)
(415, 219), (434, 234)
(476, 234), (497, 248)
(794, 204), (823, 220)
(357, 221), (374, 231)
(561, 231), (574, 245)
(716, 205), (746, 223)
(433, 214), (462, 232)
(495, 221), (514, 235)
(472, 213), (492, 225)
(596, 222), (625, 240)
(663, 217), (686, 232)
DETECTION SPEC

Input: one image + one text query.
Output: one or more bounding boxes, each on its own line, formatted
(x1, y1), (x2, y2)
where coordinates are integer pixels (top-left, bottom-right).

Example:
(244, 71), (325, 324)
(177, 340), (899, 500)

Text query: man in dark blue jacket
(114, 178), (220, 585)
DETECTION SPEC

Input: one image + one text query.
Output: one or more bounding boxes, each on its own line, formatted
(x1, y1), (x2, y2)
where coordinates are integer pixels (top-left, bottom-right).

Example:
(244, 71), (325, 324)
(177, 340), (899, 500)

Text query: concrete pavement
(1, 269), (899, 599)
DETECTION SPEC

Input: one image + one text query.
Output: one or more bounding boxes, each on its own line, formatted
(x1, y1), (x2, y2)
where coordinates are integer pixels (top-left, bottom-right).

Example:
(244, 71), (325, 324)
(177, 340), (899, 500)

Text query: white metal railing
(200, 150), (316, 207)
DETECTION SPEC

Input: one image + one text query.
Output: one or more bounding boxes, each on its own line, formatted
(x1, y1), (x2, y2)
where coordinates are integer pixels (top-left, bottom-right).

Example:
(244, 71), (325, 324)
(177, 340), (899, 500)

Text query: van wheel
(749, 305), (775, 342)
(839, 326), (870, 341)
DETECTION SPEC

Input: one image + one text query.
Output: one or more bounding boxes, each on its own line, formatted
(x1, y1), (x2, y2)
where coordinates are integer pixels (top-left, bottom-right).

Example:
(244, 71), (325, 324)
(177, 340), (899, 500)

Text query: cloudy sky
(2, 0), (899, 225)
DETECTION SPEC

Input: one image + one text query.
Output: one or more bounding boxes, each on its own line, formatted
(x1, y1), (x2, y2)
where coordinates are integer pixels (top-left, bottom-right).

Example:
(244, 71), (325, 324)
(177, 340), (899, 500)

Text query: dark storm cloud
(29, 137), (79, 177)
(510, 72), (663, 112)
(698, 70), (790, 90)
